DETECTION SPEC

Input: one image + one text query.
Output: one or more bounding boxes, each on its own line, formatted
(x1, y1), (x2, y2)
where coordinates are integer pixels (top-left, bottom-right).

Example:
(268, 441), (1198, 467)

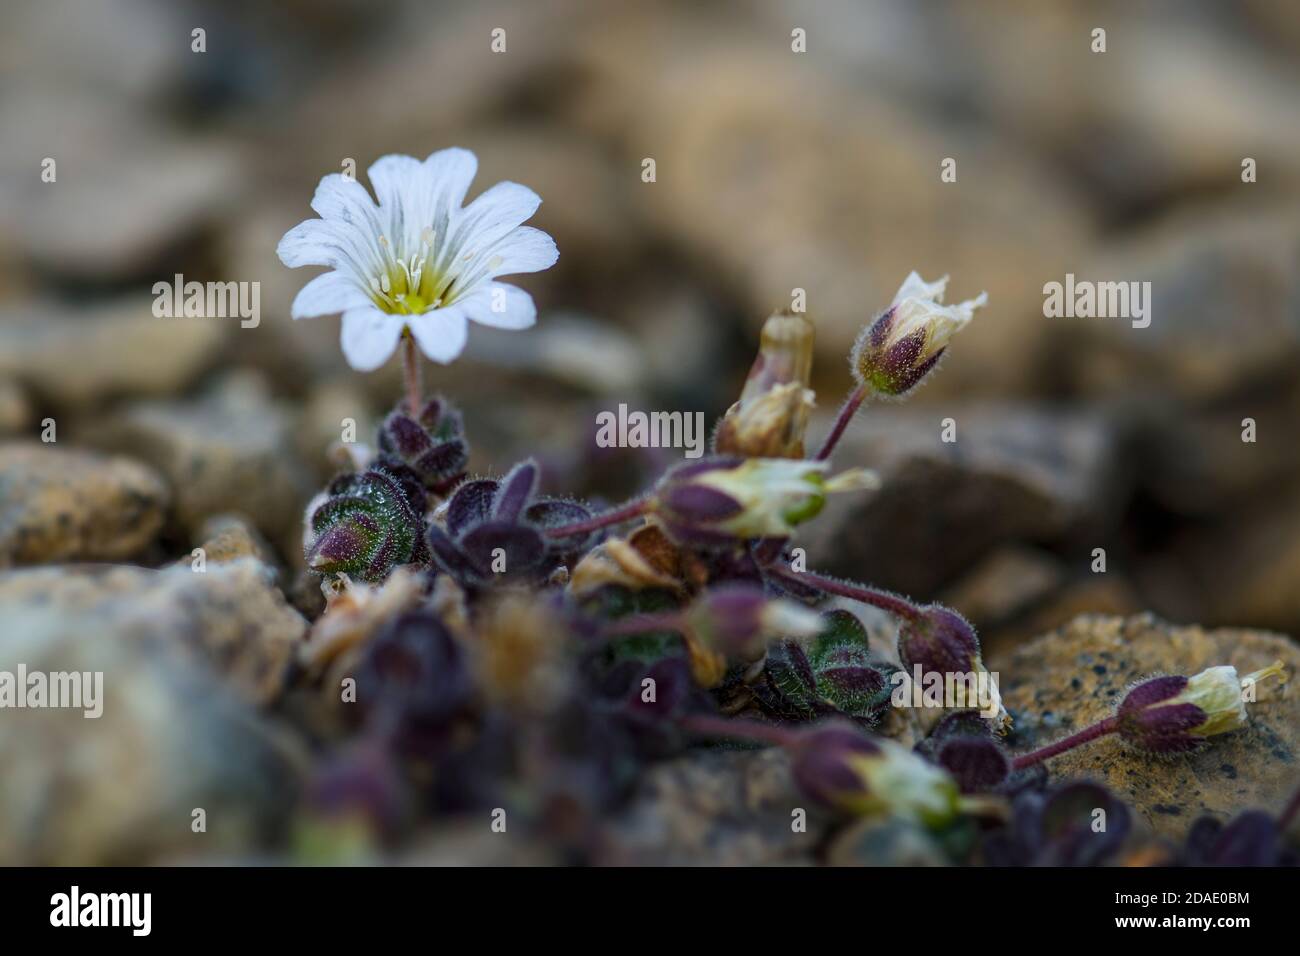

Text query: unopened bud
(714, 312), (816, 458)
(897, 605), (1009, 731)
(376, 396), (469, 495)
(790, 724), (977, 828)
(851, 272), (986, 397)
(304, 468), (428, 582)
(653, 456), (878, 545)
(1116, 662), (1286, 754)
(686, 584), (822, 664)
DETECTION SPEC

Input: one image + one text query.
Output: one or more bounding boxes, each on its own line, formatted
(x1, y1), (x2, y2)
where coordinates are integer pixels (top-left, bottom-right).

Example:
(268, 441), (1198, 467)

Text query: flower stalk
(1011, 717), (1118, 770)
(401, 331), (422, 414)
(814, 383), (869, 461)
(767, 565), (923, 621)
(542, 498), (648, 539)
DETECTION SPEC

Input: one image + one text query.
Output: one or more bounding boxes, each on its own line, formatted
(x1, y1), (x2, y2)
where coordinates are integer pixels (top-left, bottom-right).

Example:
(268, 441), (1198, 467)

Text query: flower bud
(851, 272), (986, 397)
(653, 456), (878, 545)
(714, 312), (816, 459)
(304, 467), (429, 582)
(896, 605), (1009, 730)
(376, 396), (469, 495)
(685, 584), (823, 666)
(1116, 662), (1285, 754)
(790, 724), (969, 828)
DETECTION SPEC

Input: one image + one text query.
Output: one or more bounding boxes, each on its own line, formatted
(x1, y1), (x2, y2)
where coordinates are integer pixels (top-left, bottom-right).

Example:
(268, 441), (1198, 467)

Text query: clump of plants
(281, 148), (1292, 864)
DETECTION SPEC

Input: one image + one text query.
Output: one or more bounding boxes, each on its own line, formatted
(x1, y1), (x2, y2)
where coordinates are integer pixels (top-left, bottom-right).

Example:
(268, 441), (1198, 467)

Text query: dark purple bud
(686, 584), (822, 664)
(789, 724), (883, 811)
(1185, 811), (1285, 866)
(788, 723), (972, 827)
(355, 610), (475, 754)
(935, 737), (1010, 794)
(984, 781), (1130, 866)
(375, 396), (468, 495)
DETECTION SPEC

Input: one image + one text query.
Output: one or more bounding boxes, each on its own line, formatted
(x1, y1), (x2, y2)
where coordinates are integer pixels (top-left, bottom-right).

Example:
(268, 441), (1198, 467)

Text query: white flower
(277, 147), (558, 371)
(888, 272), (986, 354)
(1174, 661), (1286, 738)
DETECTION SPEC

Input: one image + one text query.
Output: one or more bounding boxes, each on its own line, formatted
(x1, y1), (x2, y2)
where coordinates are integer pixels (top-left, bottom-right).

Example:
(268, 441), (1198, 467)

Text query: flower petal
(311, 173), (385, 236)
(341, 307), (404, 372)
(452, 181), (543, 255)
(277, 219), (340, 268)
(406, 307), (469, 364)
(369, 148), (478, 252)
(460, 283), (537, 330)
(488, 226), (559, 275)
(291, 271), (372, 319)
(277, 218), (379, 280)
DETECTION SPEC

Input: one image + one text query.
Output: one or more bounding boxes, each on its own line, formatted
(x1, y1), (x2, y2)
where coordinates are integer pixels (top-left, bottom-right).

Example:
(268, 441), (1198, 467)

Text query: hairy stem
(402, 332), (422, 415)
(814, 383), (869, 461)
(767, 564), (922, 622)
(543, 498), (649, 539)
(1011, 717), (1119, 770)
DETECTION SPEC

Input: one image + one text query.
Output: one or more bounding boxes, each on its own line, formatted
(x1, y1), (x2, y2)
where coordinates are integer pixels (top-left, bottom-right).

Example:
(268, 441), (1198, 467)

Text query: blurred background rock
(1, 0), (1298, 861)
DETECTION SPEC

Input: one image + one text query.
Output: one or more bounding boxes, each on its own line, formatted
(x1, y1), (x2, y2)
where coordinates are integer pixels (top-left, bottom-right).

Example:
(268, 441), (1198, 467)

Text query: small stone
(0, 601), (304, 864)
(1060, 204), (1300, 403)
(938, 546), (1066, 630)
(0, 442), (169, 567)
(0, 298), (225, 407)
(1140, 489), (1300, 636)
(997, 614), (1299, 839)
(804, 404), (1124, 596)
(981, 575), (1143, 662)
(0, 558), (305, 706)
(193, 514), (275, 567)
(94, 371), (312, 555)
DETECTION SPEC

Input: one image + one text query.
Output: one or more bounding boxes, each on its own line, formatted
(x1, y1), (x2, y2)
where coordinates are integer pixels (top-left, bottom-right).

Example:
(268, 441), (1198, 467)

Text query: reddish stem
(543, 498), (649, 538)
(767, 564), (922, 622)
(1011, 716), (1119, 770)
(814, 383), (868, 461)
(401, 332), (422, 415)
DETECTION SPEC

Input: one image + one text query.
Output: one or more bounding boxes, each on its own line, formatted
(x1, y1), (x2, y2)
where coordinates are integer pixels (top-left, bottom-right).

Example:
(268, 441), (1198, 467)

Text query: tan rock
(94, 371), (311, 554)
(0, 298), (226, 407)
(0, 558), (305, 706)
(0, 601), (304, 865)
(0, 442), (168, 567)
